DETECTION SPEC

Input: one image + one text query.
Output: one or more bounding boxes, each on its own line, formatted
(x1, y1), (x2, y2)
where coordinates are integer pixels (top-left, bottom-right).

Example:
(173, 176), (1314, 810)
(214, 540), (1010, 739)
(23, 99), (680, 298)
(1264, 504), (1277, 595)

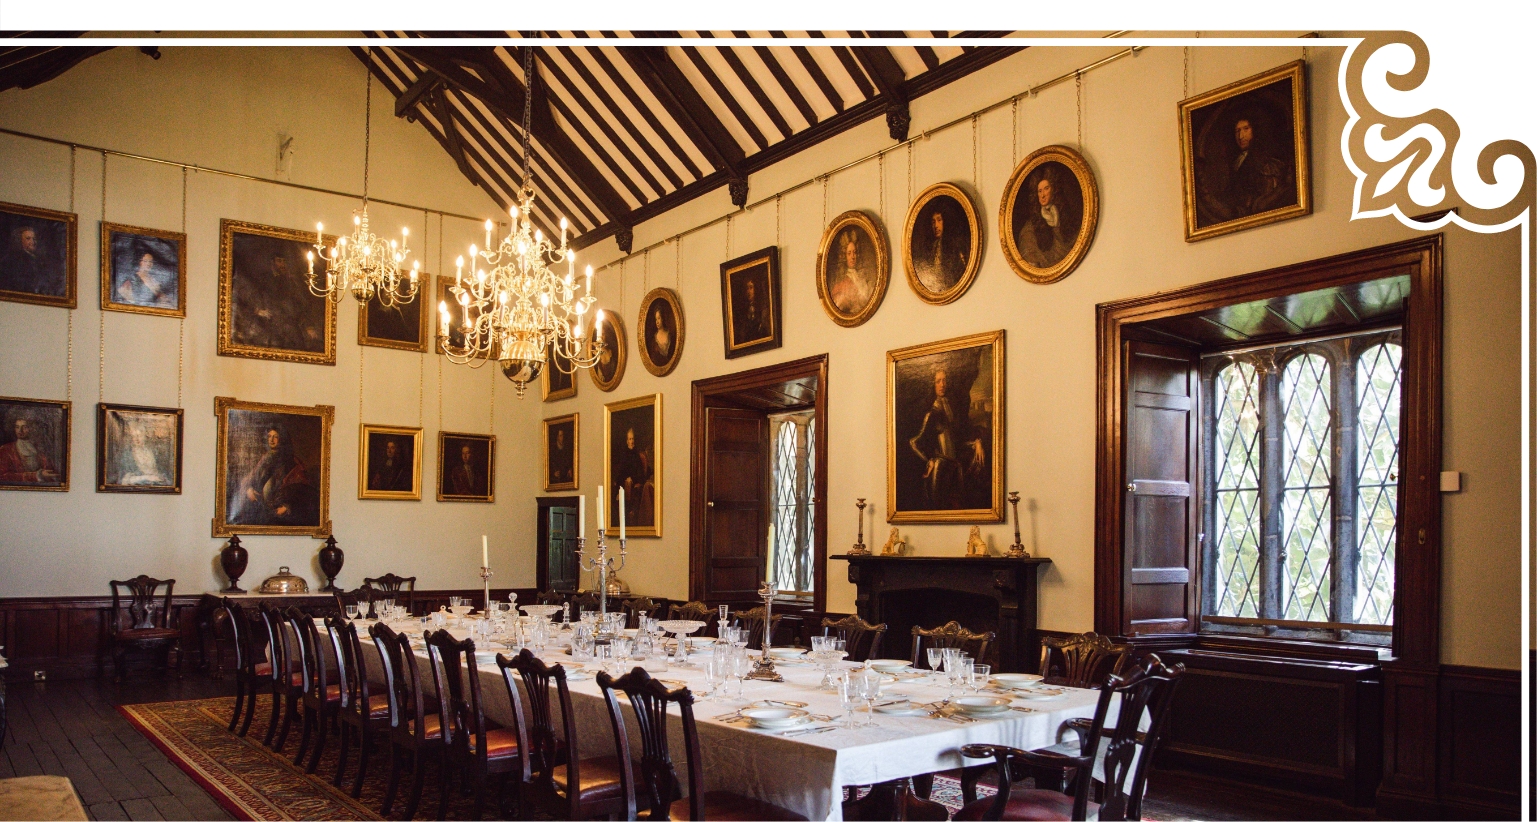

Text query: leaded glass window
(1200, 329), (1401, 643)
(767, 412), (815, 595)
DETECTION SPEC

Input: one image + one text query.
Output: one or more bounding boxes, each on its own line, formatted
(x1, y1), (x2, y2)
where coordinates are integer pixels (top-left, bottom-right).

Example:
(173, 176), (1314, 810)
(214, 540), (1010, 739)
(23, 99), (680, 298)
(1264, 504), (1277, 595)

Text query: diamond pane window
(767, 414), (815, 595)
(1212, 361), (1261, 617)
(1355, 342), (1402, 625)
(1281, 353), (1333, 622)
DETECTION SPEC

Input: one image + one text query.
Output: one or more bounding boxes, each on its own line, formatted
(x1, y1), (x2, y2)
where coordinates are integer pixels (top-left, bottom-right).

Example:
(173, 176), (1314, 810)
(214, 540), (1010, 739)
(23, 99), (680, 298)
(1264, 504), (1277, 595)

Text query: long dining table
(342, 617), (1107, 822)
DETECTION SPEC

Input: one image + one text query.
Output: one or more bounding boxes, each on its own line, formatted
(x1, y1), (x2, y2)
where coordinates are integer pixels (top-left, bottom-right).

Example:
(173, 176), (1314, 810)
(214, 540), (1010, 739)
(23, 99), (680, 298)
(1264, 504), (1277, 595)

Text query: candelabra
(1006, 492), (1029, 558)
(747, 580), (784, 682)
(848, 498), (870, 556)
(479, 565), (494, 618)
(575, 528), (627, 634)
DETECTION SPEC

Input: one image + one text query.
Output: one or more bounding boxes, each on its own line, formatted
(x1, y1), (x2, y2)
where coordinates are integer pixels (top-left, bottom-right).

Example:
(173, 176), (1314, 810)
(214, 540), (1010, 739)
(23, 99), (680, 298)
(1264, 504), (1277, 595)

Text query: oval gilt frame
(903, 182), (982, 305)
(999, 145), (1100, 284)
(815, 210), (890, 328)
(590, 312), (627, 392)
(636, 287), (685, 377)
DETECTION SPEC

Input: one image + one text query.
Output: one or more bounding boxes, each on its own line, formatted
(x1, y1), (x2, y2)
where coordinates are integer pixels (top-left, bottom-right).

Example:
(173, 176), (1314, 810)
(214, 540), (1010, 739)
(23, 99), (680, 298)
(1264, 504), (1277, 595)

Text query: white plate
(952, 696), (1013, 715)
(866, 659), (911, 673)
(767, 646), (808, 659)
(742, 707), (810, 729)
(1017, 690), (1065, 701)
(992, 673), (1044, 687)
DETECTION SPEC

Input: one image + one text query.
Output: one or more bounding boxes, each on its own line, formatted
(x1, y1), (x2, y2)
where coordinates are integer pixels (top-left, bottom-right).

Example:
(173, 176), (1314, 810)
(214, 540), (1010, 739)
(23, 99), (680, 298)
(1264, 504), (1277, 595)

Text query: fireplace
(833, 554), (1051, 673)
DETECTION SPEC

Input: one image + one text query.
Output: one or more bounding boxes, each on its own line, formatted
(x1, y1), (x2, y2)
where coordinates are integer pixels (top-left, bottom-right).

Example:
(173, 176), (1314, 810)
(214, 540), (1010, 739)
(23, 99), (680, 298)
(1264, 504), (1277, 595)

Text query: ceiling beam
(848, 42), (911, 141)
(616, 45), (750, 206)
(394, 71), (439, 120)
(391, 45), (634, 228)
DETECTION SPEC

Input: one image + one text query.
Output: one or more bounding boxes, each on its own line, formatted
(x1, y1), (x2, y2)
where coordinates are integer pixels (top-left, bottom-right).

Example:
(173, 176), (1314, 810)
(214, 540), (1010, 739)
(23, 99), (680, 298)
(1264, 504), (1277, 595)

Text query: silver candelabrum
(479, 565), (493, 618)
(747, 579), (784, 682)
(575, 528), (627, 632)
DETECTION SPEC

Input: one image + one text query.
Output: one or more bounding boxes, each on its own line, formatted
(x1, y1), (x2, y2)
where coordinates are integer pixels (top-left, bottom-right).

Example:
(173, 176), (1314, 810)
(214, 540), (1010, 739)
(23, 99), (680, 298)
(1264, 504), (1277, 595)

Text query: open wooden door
(536, 496), (580, 593)
(1120, 340), (1201, 636)
(699, 407), (770, 603)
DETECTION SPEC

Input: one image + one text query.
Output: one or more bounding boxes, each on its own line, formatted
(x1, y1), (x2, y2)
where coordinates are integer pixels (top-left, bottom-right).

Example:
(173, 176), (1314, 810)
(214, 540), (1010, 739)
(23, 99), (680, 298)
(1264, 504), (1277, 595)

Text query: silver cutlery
(776, 725), (835, 737)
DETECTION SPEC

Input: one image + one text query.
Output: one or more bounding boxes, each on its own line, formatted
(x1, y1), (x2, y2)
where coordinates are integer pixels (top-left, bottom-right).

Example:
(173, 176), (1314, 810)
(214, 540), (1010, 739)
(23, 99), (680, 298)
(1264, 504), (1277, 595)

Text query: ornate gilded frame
(637, 287), (685, 377)
(0, 201), (77, 309)
(719, 246), (781, 359)
(358, 423), (423, 501)
(358, 280), (430, 352)
(542, 345), (578, 401)
(816, 209), (890, 326)
(0, 396), (71, 492)
(999, 145), (1100, 284)
(217, 219), (338, 364)
(434, 273), (490, 360)
(99, 222), (186, 317)
(591, 312), (628, 392)
(96, 402), (183, 494)
(542, 413), (579, 492)
(212, 396), (334, 537)
(1179, 60), (1311, 242)
(902, 184), (981, 306)
(437, 431), (496, 503)
(604, 393), (662, 538)
(886, 330), (1005, 523)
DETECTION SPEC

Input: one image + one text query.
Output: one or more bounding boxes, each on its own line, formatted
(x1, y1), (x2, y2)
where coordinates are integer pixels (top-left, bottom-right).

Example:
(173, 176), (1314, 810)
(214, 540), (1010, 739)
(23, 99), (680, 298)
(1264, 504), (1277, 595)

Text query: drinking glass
(837, 672), (861, 728)
(970, 663), (991, 694)
(858, 668), (884, 726)
(926, 647), (944, 672)
(730, 649), (753, 700)
(344, 604), (359, 621)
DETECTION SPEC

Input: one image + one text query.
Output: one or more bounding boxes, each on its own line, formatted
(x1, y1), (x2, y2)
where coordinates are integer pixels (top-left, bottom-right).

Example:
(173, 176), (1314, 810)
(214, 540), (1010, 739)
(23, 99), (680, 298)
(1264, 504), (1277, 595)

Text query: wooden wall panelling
(1435, 665), (1520, 817)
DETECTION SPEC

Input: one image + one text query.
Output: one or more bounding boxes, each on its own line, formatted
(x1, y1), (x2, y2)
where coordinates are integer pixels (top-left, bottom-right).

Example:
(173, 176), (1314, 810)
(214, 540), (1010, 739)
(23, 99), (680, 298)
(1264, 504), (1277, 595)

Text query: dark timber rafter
(848, 40), (912, 141)
(394, 46), (634, 235)
(616, 45), (751, 207)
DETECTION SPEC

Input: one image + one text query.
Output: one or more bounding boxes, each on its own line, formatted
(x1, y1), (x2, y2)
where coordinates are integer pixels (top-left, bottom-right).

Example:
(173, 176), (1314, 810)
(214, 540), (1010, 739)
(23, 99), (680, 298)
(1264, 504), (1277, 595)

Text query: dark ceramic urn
(318, 536), (344, 593)
(219, 536), (248, 594)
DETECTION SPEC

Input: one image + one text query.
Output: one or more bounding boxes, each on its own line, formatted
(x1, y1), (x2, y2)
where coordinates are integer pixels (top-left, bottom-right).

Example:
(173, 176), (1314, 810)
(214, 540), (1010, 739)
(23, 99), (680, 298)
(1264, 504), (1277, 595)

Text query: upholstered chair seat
(466, 727), (521, 760)
(407, 714), (442, 739)
(552, 755), (626, 801)
(117, 626), (180, 641)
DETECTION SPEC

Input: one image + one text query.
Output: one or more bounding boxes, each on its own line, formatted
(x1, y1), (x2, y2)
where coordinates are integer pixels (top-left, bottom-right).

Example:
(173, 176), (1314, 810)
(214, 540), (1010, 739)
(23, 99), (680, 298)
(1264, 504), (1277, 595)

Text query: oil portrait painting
(213, 397), (333, 537)
(438, 432), (495, 503)
(638, 287), (684, 377)
(543, 414), (578, 492)
(816, 211), (888, 327)
(219, 220), (336, 364)
(887, 331), (1004, 523)
(1000, 145), (1099, 284)
(590, 312), (626, 392)
(0, 396), (70, 492)
(903, 183), (979, 305)
(0, 201), (76, 309)
(605, 394), (660, 538)
(101, 222), (185, 317)
(360, 424), (422, 500)
(720, 246), (780, 359)
(97, 403), (182, 493)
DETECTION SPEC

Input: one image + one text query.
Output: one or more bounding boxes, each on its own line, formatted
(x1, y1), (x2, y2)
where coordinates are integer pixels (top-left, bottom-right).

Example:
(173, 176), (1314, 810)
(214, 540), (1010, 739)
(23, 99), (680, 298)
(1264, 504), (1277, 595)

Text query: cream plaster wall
(556, 42), (1522, 670)
(0, 46), (545, 597)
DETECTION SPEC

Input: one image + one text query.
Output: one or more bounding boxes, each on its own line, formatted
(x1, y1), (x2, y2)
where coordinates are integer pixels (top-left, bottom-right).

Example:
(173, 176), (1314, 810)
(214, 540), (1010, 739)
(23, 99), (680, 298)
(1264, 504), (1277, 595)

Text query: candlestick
(848, 499), (870, 556)
(746, 579), (784, 682)
(482, 535), (489, 568)
(574, 527), (627, 638)
(597, 485), (606, 531)
(479, 564), (493, 618)
(1006, 492), (1029, 558)
(579, 495), (586, 538)
(619, 487), (626, 540)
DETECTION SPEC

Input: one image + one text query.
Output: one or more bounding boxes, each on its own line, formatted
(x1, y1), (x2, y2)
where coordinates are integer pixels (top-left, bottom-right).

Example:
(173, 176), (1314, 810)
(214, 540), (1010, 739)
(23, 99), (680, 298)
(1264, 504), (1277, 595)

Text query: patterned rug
(121, 694), (999, 821)
(119, 695), (486, 821)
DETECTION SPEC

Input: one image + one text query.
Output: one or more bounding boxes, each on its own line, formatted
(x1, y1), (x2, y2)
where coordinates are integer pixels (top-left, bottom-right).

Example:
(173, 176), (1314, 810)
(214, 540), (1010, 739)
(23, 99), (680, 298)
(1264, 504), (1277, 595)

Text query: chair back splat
(362, 573), (417, 613)
(111, 574), (175, 631)
(910, 621), (995, 669)
(1039, 632), (1131, 688)
(821, 615), (887, 662)
(597, 667), (683, 819)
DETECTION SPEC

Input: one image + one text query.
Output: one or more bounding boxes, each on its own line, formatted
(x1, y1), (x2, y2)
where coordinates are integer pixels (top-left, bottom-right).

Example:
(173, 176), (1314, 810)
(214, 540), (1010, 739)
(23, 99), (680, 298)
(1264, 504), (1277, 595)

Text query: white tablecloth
(346, 620), (1105, 821)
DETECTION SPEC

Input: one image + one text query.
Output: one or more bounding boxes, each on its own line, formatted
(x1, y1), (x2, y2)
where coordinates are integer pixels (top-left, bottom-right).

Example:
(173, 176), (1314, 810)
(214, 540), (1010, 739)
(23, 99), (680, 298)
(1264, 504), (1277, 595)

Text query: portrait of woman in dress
(102, 223), (185, 317)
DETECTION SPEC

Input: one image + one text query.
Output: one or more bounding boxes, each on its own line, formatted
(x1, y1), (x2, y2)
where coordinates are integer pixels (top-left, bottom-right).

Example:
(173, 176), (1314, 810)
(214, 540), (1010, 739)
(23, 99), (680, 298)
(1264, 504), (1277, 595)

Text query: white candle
(482, 535), (488, 568)
(619, 487), (626, 540)
(578, 495), (586, 538)
(597, 485), (605, 532)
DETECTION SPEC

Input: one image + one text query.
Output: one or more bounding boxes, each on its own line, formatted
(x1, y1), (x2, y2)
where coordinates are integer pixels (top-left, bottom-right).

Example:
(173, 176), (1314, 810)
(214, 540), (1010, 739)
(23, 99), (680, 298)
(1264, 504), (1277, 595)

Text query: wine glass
(344, 603), (359, 621)
(926, 646), (944, 672)
(837, 672), (861, 728)
(858, 668), (883, 726)
(970, 663), (991, 694)
(729, 648), (753, 700)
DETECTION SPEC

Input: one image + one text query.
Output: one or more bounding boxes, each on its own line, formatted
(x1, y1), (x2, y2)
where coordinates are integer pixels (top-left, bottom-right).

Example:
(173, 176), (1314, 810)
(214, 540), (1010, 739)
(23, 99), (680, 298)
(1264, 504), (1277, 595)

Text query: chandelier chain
(363, 48), (371, 204)
(522, 46), (535, 190)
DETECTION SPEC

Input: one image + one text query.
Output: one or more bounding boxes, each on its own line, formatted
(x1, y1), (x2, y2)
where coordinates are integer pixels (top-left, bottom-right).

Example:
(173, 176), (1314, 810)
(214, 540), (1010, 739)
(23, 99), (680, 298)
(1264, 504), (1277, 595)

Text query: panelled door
(1121, 340), (1201, 635)
(701, 406), (770, 602)
(547, 505), (579, 592)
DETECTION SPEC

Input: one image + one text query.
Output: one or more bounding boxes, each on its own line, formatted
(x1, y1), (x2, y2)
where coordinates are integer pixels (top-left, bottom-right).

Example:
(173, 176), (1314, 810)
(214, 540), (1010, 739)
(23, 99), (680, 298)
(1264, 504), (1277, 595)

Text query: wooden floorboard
(88, 800), (128, 821)
(69, 735), (141, 803)
(146, 794), (196, 822)
(43, 736), (116, 806)
(5, 739), (43, 777)
(119, 796), (165, 821)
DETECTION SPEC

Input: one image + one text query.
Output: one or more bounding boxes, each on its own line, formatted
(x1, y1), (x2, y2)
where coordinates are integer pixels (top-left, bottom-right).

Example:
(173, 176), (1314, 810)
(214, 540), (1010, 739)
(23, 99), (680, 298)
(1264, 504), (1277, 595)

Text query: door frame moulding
(535, 495), (581, 594)
(688, 354), (830, 612)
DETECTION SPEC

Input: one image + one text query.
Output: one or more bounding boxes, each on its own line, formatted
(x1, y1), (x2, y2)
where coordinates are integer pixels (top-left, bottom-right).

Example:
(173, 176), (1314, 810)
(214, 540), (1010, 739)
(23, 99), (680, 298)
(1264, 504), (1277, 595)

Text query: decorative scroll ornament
(1340, 32), (1533, 231)
(438, 47), (608, 398)
(307, 48), (419, 308)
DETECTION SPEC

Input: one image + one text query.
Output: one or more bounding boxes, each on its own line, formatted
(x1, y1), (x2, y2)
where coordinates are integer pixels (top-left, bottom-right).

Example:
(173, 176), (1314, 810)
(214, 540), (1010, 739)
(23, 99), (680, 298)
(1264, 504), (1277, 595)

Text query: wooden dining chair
(536, 590), (567, 607)
(1040, 632), (1132, 688)
(333, 586), (377, 620)
(820, 615), (887, 662)
(287, 607), (343, 774)
(362, 573), (417, 615)
(326, 616), (389, 797)
(502, 648), (627, 820)
(954, 654), (1186, 822)
(571, 590), (602, 614)
(254, 603), (297, 749)
(221, 598), (277, 738)
(268, 604), (310, 754)
(909, 621), (996, 669)
(107, 575), (180, 682)
(623, 596), (659, 628)
(424, 629), (521, 820)
(375, 623), (445, 821)
(669, 601), (718, 636)
(736, 606), (785, 651)
(597, 667), (807, 821)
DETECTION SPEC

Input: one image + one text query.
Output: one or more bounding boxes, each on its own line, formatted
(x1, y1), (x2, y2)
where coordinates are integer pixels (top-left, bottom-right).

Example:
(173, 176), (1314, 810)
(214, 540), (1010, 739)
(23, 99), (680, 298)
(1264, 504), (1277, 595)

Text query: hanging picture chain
(906, 141), (915, 208)
(99, 152), (108, 401)
(66, 146), (76, 403)
(1183, 45), (1191, 99)
(674, 235), (681, 289)
(1011, 97), (1019, 165)
(643, 248), (650, 292)
(489, 362), (495, 434)
(820, 176), (828, 227)
(725, 213), (732, 259)
(178, 166), (187, 408)
(359, 346), (365, 419)
(420, 210), (428, 428)
(775, 193), (782, 248)
(878, 153), (885, 224)
(1076, 71), (1085, 148)
(971, 113), (980, 200)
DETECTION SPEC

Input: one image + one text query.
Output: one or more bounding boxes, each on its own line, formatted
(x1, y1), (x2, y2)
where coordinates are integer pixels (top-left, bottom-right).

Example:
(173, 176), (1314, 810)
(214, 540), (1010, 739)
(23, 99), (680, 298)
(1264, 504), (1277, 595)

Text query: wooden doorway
(536, 496), (580, 593)
(689, 355), (828, 612)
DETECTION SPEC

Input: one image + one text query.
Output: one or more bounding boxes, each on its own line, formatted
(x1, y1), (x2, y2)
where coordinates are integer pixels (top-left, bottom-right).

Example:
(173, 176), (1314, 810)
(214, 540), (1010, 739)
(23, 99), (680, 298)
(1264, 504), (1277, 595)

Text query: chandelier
(307, 48), (419, 307)
(437, 46), (607, 397)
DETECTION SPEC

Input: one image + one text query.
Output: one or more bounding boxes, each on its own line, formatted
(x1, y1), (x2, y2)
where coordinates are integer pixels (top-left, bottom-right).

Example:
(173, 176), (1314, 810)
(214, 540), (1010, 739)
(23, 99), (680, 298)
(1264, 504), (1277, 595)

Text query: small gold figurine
(965, 525), (988, 557)
(880, 527), (906, 556)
